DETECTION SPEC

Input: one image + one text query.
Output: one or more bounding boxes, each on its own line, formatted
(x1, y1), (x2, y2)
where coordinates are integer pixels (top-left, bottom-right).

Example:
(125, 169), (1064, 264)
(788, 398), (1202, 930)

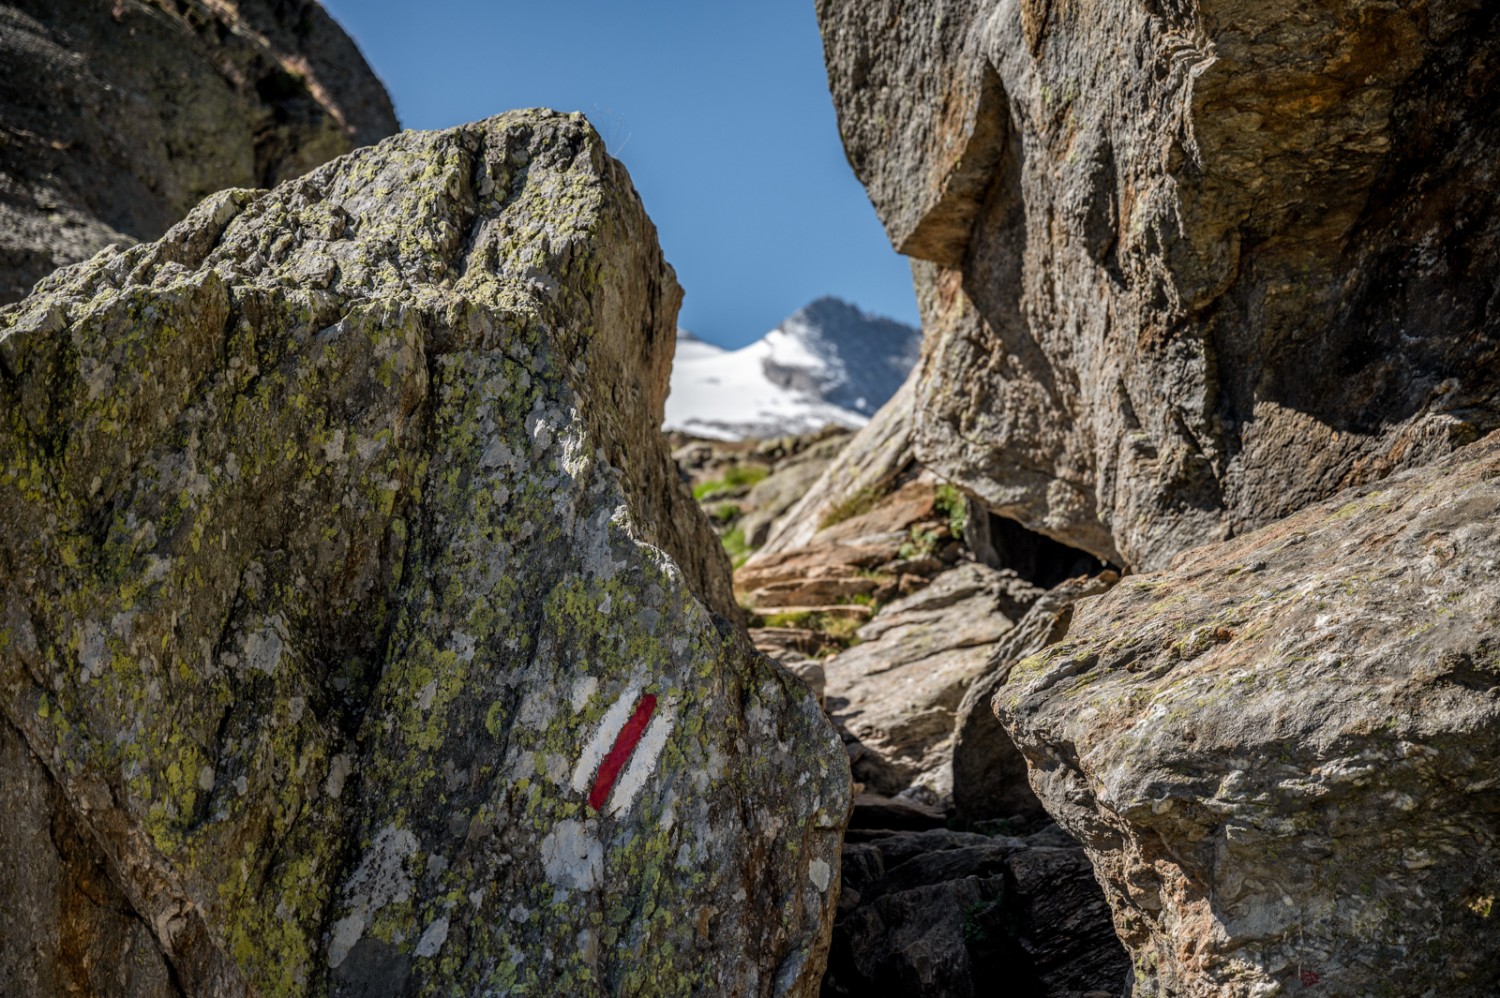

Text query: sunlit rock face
(0, 110), (848, 997)
(818, 0), (1500, 571)
(999, 432), (1500, 997)
(0, 0), (399, 305)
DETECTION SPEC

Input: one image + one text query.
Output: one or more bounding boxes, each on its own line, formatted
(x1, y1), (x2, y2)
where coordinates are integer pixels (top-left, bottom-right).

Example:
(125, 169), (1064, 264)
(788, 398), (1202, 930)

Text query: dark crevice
(966, 509), (1112, 589)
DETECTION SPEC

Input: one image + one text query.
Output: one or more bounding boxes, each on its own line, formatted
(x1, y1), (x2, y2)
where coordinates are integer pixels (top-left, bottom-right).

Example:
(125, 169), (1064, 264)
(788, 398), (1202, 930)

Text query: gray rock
(756, 367), (919, 559)
(0, 111), (847, 996)
(998, 431), (1500, 996)
(0, 0), (398, 305)
(952, 572), (1118, 822)
(818, 0), (1500, 570)
(739, 431), (851, 548)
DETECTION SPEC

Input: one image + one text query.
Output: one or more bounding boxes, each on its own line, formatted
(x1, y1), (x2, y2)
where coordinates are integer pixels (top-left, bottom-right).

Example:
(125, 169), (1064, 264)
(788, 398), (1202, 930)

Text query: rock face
(818, 0), (1500, 570)
(0, 111), (847, 996)
(0, 0), (398, 304)
(998, 432), (1500, 996)
(951, 572), (1117, 823)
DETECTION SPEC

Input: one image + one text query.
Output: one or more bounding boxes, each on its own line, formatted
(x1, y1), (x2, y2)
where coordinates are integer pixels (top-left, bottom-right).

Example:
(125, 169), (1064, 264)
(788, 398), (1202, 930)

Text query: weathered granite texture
(0, 111), (847, 996)
(819, 0), (1500, 570)
(0, 0), (398, 304)
(998, 431), (1500, 996)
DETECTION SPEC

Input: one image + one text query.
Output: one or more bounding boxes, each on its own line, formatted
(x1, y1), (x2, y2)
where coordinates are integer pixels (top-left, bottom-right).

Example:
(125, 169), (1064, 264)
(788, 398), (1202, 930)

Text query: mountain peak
(664, 300), (920, 440)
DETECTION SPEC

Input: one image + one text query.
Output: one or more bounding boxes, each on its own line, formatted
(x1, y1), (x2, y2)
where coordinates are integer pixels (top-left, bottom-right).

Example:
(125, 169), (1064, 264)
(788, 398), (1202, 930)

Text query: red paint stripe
(588, 693), (657, 810)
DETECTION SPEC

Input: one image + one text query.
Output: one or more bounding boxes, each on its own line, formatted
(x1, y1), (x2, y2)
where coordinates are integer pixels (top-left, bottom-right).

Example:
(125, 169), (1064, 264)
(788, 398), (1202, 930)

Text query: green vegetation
(750, 608), (864, 653)
(693, 464), (769, 501)
(818, 485), (884, 529)
(708, 503), (740, 523)
(719, 526), (753, 568)
(898, 526), (942, 561)
(934, 483), (969, 537)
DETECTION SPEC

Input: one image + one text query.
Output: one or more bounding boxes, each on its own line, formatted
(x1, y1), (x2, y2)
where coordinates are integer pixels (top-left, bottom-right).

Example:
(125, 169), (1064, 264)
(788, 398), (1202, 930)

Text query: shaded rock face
(951, 572), (1117, 823)
(819, 0), (1500, 570)
(0, 111), (847, 996)
(0, 0), (398, 304)
(998, 432), (1500, 996)
(826, 826), (1130, 997)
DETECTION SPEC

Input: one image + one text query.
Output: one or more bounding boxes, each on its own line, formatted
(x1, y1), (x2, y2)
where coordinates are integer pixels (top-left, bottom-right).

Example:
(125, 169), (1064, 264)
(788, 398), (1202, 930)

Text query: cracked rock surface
(0, 0), (398, 305)
(999, 432), (1500, 996)
(818, 0), (1500, 570)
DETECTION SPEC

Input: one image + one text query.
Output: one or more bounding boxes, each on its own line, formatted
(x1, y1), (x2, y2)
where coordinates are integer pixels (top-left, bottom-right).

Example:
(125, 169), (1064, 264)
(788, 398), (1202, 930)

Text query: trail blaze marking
(588, 694), (657, 809)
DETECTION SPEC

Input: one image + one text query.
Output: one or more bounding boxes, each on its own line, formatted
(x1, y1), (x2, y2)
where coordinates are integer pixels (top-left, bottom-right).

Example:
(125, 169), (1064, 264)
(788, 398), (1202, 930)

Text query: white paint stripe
(607, 701), (676, 816)
(569, 687), (639, 794)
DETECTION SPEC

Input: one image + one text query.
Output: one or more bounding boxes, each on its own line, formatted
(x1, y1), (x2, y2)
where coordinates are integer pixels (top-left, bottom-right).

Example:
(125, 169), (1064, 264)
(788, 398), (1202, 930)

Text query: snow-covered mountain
(664, 297), (921, 441)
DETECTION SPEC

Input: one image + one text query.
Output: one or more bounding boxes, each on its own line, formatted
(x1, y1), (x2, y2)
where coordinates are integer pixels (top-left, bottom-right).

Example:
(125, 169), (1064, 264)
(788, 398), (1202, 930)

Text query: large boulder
(0, 111), (848, 996)
(0, 0), (398, 304)
(998, 431), (1500, 996)
(818, 0), (1500, 570)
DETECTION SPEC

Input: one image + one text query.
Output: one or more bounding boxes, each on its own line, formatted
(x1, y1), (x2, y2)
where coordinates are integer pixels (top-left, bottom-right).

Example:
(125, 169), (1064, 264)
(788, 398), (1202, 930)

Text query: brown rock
(818, 0), (1500, 570)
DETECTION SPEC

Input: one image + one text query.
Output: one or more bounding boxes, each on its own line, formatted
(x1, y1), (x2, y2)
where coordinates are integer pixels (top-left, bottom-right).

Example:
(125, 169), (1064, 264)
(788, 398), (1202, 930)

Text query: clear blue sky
(319, 0), (917, 348)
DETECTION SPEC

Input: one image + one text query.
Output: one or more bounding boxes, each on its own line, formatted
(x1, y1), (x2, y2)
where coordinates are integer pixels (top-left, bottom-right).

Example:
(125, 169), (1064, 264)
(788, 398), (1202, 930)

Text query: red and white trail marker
(570, 687), (676, 816)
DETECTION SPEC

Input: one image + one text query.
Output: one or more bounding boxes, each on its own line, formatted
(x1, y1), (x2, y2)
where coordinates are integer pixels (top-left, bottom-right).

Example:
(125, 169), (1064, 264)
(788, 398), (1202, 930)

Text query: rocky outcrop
(998, 432), (1500, 996)
(0, 0), (398, 304)
(818, 0), (1500, 570)
(0, 111), (847, 996)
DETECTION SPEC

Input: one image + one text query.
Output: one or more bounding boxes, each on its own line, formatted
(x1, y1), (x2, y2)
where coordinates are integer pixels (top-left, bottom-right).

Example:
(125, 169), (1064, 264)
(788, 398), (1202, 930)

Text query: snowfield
(664, 298), (919, 441)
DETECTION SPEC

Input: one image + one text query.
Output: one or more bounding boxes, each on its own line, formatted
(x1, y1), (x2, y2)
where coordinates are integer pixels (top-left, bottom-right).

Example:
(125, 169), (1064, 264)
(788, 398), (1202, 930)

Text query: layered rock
(825, 563), (1041, 801)
(818, 0), (1500, 570)
(0, 0), (398, 304)
(998, 432), (1500, 996)
(0, 111), (847, 996)
(755, 369), (918, 559)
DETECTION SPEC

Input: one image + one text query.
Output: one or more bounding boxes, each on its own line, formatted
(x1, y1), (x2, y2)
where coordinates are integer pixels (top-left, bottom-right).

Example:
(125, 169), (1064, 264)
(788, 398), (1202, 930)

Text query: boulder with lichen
(0, 110), (848, 997)
(998, 432), (1500, 996)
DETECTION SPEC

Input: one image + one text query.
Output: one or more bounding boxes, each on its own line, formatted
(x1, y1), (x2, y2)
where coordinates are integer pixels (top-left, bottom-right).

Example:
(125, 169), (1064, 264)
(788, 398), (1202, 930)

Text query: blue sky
(319, 0), (917, 348)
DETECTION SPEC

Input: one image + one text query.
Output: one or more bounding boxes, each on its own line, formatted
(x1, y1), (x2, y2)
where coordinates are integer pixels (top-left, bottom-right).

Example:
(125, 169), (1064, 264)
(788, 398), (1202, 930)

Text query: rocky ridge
(664, 297), (920, 442)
